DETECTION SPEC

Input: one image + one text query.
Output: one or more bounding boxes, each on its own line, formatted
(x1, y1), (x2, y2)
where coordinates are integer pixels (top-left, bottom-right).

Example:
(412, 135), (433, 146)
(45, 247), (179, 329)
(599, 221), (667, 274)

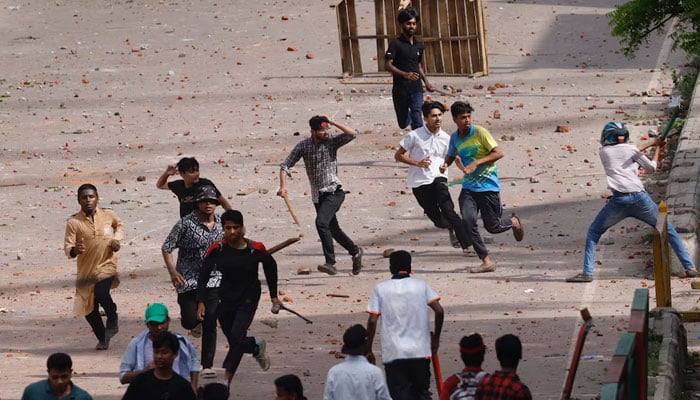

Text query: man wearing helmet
(567, 122), (698, 282)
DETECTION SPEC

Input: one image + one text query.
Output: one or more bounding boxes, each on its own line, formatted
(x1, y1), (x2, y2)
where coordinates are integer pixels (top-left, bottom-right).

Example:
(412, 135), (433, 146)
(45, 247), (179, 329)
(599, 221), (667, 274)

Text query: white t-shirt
(599, 143), (656, 193)
(367, 276), (440, 363)
(399, 126), (450, 188)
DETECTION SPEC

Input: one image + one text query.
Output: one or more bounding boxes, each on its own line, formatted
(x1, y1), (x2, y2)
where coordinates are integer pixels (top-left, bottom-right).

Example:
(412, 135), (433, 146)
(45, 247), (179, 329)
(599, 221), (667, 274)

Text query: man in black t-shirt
(156, 156), (232, 217)
(197, 209), (281, 388)
(122, 332), (197, 400)
(385, 7), (434, 130)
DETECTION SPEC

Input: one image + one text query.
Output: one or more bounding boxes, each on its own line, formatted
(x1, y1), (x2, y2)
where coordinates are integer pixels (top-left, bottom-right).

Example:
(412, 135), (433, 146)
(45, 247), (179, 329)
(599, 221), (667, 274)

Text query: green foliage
(608, 0), (700, 58)
(672, 57), (700, 102)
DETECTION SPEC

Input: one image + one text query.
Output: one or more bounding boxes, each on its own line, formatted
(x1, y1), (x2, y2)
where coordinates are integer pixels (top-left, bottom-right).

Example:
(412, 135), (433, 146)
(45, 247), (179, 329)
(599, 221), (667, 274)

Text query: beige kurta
(64, 207), (123, 316)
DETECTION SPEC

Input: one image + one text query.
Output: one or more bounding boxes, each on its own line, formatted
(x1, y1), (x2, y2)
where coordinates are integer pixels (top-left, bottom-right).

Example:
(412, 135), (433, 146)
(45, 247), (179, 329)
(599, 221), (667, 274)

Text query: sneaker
(201, 368), (217, 379)
(317, 263), (337, 275)
(96, 337), (110, 350)
(106, 317), (119, 339)
(511, 214), (524, 242)
(449, 229), (460, 248)
(352, 247), (364, 275)
(254, 339), (270, 371)
(190, 324), (203, 338)
(566, 273), (593, 283)
(686, 267), (698, 278)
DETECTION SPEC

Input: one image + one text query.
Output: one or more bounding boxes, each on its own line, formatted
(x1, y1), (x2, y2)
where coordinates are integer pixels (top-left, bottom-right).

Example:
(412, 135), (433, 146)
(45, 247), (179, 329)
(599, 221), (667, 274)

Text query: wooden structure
(336, 0), (488, 77)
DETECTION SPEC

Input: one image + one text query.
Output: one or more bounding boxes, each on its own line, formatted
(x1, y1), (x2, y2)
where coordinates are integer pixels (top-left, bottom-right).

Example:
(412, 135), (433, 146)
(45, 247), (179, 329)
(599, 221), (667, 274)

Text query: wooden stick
(266, 237), (301, 255)
(326, 293), (350, 298)
(282, 194), (301, 226)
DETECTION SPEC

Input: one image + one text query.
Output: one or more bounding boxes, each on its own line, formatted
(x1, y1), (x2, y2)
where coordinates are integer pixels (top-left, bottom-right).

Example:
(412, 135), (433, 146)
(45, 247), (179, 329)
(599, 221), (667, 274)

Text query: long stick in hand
(282, 194), (300, 226)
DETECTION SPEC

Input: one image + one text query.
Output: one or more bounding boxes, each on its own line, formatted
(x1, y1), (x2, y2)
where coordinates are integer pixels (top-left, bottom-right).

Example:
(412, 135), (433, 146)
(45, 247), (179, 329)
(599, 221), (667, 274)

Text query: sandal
(511, 214), (524, 242)
(470, 263), (496, 273)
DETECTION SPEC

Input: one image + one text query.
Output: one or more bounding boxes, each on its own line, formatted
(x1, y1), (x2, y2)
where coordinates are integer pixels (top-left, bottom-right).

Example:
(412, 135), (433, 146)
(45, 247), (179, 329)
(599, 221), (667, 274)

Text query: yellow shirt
(63, 207), (123, 316)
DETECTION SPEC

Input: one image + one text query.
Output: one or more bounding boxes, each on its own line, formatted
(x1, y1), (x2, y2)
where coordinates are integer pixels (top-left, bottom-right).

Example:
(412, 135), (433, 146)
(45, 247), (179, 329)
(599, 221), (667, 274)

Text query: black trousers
(218, 300), (258, 375)
(385, 358), (432, 400)
(84, 276), (117, 342)
(177, 289), (220, 369)
(412, 177), (471, 249)
(314, 188), (358, 264)
(458, 189), (513, 259)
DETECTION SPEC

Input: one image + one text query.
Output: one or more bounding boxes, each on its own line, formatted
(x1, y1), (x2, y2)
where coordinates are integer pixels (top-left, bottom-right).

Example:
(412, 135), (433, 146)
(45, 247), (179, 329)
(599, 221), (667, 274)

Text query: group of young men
(44, 5), (695, 400)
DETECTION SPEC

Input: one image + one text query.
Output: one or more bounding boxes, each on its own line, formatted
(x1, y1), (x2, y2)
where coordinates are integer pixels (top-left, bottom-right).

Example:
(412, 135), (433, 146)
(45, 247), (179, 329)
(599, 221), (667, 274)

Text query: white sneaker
(201, 368), (217, 379)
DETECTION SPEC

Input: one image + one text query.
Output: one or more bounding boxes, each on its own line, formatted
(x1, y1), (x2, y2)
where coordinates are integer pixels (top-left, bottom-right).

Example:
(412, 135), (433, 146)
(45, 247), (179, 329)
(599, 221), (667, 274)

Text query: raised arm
(156, 164), (178, 190)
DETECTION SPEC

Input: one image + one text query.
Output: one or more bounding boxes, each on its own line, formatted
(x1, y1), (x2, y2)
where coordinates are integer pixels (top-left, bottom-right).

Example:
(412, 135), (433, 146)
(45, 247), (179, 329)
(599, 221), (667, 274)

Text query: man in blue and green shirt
(441, 101), (524, 273)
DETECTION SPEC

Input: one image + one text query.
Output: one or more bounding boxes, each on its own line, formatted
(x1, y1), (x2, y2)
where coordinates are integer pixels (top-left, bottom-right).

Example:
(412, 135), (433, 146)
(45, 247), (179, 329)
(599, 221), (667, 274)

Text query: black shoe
(352, 247), (364, 275)
(317, 263), (338, 275)
(96, 336), (110, 350)
(106, 316), (119, 338)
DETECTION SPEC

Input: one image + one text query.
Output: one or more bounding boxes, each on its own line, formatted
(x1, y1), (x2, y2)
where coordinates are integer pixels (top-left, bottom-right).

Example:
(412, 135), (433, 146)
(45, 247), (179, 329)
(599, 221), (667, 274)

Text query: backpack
(449, 370), (489, 400)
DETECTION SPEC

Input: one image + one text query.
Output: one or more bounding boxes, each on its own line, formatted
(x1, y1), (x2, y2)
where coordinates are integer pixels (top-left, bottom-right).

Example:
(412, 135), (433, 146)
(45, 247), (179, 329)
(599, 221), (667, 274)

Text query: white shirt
(399, 126), (450, 188)
(323, 355), (392, 400)
(367, 276), (440, 363)
(599, 143), (656, 193)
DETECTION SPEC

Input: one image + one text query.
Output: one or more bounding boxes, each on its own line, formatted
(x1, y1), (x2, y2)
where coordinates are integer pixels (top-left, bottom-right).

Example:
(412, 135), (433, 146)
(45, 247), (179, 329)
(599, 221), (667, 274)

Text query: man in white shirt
(567, 122), (697, 282)
(394, 101), (471, 250)
(366, 250), (444, 400)
(323, 324), (392, 400)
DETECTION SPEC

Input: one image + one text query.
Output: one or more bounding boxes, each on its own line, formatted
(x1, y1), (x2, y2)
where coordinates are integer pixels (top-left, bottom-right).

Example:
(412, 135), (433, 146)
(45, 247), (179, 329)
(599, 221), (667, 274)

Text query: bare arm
(162, 251), (185, 289)
(156, 165), (178, 190)
(385, 58), (420, 81)
(190, 372), (199, 393)
(366, 313), (380, 364)
(277, 169), (289, 197)
(217, 195), (232, 211)
(418, 64), (434, 92)
(428, 300), (444, 353)
(462, 146), (504, 175)
(395, 147), (430, 168)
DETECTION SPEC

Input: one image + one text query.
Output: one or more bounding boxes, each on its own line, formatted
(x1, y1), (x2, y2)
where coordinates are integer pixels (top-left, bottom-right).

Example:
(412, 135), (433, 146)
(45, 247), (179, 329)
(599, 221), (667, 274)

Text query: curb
(666, 78), (700, 275)
(651, 307), (687, 399)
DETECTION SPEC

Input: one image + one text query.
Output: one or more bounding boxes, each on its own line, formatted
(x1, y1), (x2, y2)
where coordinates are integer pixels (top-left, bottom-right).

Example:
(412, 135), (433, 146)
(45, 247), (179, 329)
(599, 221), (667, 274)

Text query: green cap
(145, 303), (168, 324)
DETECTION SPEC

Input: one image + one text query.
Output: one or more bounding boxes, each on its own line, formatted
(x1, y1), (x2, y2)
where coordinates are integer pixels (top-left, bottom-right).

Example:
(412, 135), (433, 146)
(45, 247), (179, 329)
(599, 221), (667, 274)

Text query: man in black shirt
(122, 332), (198, 400)
(197, 210), (281, 388)
(385, 7), (434, 130)
(156, 156), (232, 217)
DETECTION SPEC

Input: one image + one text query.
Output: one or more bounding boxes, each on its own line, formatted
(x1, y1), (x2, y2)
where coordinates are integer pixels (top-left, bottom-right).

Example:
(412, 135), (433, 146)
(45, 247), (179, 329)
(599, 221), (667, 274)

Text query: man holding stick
(196, 210), (281, 388)
(278, 114), (364, 276)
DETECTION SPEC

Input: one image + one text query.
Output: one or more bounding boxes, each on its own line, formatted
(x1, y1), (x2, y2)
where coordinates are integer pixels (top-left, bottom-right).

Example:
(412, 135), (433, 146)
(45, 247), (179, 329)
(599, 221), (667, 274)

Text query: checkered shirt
(475, 370), (532, 400)
(280, 130), (358, 203)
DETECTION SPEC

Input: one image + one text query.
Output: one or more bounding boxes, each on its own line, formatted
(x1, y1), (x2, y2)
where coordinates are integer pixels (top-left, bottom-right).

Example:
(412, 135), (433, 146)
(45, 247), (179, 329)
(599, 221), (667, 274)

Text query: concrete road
(0, 0), (694, 399)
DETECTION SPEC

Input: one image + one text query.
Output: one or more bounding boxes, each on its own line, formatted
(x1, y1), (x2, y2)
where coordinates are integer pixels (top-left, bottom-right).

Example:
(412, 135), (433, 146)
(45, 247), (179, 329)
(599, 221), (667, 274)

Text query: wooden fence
(336, 0), (488, 77)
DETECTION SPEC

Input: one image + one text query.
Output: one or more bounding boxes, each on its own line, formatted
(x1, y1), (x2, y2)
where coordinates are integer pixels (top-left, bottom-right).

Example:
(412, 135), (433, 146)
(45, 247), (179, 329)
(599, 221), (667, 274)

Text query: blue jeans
(392, 89), (424, 130)
(314, 188), (359, 264)
(583, 191), (694, 275)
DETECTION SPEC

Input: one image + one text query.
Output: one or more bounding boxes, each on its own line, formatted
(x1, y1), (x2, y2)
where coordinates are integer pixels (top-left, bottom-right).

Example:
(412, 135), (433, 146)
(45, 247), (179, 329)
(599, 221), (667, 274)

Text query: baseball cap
(341, 324), (368, 355)
(309, 115), (330, 131)
(195, 185), (219, 204)
(145, 303), (169, 324)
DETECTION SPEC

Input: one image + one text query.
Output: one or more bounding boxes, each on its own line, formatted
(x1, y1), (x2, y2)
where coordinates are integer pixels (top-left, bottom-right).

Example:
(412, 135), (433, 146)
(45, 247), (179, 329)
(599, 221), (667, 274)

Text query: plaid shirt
(280, 130), (359, 203)
(475, 370), (532, 400)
